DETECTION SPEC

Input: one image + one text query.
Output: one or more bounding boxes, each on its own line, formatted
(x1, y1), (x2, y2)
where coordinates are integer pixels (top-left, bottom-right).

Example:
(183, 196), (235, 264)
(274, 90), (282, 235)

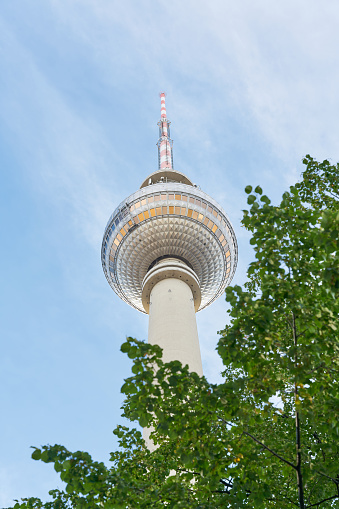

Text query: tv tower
(101, 93), (237, 377)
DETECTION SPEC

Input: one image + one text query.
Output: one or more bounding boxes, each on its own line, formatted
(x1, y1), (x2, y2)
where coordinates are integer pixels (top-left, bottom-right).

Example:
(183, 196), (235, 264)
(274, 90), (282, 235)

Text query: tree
(10, 157), (339, 508)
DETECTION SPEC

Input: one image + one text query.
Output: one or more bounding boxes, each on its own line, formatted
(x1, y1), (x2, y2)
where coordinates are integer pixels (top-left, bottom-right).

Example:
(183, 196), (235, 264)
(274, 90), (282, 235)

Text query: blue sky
(1, 1), (339, 505)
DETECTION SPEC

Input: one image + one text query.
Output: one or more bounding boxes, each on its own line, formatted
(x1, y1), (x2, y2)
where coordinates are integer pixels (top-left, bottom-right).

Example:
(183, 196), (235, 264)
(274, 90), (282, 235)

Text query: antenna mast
(157, 92), (174, 170)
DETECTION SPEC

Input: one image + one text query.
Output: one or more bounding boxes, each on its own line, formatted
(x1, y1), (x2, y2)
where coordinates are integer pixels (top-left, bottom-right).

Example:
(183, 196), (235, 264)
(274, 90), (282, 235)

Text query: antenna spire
(157, 92), (173, 170)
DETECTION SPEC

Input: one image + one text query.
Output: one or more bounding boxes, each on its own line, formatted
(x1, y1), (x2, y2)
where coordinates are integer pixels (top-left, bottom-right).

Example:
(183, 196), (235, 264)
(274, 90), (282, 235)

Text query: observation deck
(101, 169), (238, 314)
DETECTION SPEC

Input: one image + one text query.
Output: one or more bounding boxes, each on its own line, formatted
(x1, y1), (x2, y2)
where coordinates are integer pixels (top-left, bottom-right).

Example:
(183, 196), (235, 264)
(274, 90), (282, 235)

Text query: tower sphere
(101, 96), (237, 314)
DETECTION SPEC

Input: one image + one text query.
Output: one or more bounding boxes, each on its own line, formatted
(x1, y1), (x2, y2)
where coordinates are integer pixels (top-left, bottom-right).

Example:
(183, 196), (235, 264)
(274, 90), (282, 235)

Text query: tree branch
(242, 429), (297, 470)
(312, 432), (326, 463)
(306, 495), (339, 508)
(267, 495), (299, 507)
(177, 468), (201, 476)
(306, 362), (325, 376)
(306, 476), (320, 505)
(316, 471), (339, 485)
(218, 417), (296, 470)
(219, 479), (233, 488)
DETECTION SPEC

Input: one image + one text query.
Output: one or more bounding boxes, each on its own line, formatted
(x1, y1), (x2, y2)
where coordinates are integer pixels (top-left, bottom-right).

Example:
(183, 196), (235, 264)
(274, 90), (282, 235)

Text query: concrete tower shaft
(144, 257), (203, 376)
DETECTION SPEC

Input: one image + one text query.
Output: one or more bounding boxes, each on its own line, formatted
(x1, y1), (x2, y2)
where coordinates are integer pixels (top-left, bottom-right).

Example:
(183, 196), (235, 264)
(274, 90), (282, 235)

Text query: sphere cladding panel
(102, 183), (237, 313)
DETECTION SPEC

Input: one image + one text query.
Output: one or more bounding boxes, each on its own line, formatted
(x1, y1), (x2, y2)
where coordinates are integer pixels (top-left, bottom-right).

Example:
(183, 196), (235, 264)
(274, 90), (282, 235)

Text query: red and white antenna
(157, 92), (173, 170)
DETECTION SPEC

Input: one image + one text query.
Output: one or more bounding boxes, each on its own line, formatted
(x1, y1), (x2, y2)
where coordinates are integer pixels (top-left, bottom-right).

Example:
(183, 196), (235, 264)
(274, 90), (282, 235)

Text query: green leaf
(121, 382), (137, 395)
(54, 461), (63, 473)
(31, 448), (41, 461)
(40, 451), (49, 462)
(139, 414), (150, 427)
(120, 342), (130, 353)
(132, 361), (142, 374)
(127, 346), (138, 359)
(260, 195), (271, 204)
(245, 185), (253, 194)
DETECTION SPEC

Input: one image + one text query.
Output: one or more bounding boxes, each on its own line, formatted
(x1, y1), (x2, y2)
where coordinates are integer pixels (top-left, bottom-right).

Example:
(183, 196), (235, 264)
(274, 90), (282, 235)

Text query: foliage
(10, 156), (339, 508)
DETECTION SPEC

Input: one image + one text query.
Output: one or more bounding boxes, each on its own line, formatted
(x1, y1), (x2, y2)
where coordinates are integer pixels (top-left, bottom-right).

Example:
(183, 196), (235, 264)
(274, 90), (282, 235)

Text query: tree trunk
(293, 312), (305, 509)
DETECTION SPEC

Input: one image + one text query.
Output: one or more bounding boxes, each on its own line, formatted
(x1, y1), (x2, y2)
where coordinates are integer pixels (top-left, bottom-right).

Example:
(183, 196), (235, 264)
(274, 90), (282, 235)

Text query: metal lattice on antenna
(157, 92), (173, 170)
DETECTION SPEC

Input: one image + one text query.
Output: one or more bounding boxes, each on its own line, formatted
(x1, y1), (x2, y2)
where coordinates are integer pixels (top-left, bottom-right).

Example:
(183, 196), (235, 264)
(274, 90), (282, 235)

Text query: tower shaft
(148, 278), (202, 373)
(143, 257), (203, 450)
